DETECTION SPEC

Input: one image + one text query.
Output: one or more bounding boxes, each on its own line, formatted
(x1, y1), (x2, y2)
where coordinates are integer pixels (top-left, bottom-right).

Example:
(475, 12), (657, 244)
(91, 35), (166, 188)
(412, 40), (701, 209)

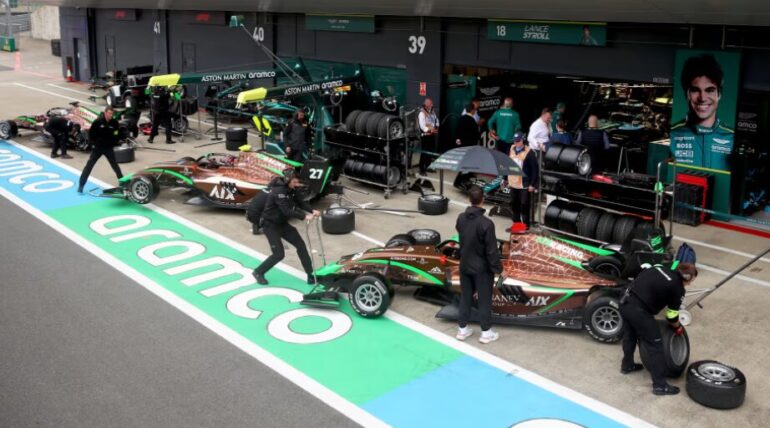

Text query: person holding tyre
(77, 107), (123, 193)
(252, 169), (320, 286)
(619, 262), (697, 395)
(455, 186), (503, 344)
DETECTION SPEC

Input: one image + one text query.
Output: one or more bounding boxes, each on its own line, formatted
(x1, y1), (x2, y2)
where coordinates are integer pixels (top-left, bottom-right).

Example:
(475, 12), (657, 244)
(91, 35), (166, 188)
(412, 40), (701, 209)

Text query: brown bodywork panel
(130, 152), (296, 208)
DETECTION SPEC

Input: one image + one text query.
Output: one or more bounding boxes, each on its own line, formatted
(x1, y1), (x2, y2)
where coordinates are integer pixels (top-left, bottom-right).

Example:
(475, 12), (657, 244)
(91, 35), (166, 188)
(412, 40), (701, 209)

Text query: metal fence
(1, 13), (30, 35)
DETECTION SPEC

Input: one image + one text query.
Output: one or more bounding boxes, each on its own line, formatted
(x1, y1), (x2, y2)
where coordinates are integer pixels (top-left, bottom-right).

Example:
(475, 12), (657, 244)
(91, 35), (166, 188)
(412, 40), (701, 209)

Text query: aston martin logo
(479, 87), (500, 96)
(429, 266), (443, 274)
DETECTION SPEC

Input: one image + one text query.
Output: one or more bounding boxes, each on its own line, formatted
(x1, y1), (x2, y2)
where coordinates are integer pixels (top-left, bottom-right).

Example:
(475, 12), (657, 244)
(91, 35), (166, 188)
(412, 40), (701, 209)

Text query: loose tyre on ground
(0, 120), (19, 139)
(126, 176), (159, 204)
(172, 117), (188, 134)
(418, 194), (449, 215)
(114, 145), (135, 163)
(321, 207), (355, 234)
(640, 320), (690, 378)
(582, 295), (624, 343)
(348, 274), (393, 318)
(686, 360), (746, 409)
(408, 229), (441, 246)
(595, 212), (619, 243)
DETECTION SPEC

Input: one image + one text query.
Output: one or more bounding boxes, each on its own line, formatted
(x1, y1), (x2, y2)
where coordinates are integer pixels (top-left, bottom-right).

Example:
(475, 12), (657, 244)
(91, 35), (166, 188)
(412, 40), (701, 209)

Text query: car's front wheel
(348, 275), (392, 318)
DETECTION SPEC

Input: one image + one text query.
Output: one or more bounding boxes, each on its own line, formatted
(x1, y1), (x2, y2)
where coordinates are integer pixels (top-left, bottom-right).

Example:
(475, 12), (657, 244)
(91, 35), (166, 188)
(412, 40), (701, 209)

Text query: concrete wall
(31, 6), (61, 41)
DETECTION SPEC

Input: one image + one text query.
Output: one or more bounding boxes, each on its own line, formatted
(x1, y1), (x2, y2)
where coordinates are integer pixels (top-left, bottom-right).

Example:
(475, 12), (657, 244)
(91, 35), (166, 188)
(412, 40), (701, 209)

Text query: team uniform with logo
(670, 116), (734, 170)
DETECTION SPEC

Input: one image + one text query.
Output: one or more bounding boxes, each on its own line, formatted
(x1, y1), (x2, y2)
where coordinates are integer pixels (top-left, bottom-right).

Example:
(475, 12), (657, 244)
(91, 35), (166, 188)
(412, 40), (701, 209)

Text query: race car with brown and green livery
(306, 226), (676, 342)
(105, 150), (336, 209)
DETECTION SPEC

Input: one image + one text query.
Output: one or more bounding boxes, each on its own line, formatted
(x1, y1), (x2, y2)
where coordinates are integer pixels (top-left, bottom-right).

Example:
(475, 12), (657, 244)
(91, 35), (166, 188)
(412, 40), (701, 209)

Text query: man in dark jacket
(283, 110), (308, 162)
(620, 262), (697, 395)
(455, 186), (503, 344)
(252, 169), (320, 285)
(575, 115), (611, 172)
(148, 87), (175, 144)
(455, 102), (480, 147)
(44, 115), (76, 159)
(507, 132), (539, 228)
(78, 107), (123, 193)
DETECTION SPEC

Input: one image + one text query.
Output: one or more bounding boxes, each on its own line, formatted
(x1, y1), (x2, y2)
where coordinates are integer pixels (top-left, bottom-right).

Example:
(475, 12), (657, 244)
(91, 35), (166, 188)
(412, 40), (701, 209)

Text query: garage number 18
(408, 35), (426, 55)
(309, 168), (324, 180)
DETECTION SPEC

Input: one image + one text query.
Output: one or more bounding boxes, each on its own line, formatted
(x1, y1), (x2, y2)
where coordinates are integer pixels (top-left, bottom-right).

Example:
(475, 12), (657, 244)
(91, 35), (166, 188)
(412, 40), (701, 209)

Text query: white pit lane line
(2, 140), (655, 428)
(47, 83), (101, 98)
(14, 82), (98, 106)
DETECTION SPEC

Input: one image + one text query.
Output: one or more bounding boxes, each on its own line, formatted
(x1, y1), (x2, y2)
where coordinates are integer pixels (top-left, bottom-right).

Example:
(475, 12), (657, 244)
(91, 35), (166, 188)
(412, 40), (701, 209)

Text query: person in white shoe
(454, 186), (502, 343)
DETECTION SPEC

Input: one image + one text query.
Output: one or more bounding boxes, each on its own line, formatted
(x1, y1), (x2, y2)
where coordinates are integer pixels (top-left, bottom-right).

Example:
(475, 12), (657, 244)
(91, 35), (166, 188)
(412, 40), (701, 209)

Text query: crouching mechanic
(252, 169), (320, 285)
(619, 262), (698, 395)
(44, 116), (78, 159)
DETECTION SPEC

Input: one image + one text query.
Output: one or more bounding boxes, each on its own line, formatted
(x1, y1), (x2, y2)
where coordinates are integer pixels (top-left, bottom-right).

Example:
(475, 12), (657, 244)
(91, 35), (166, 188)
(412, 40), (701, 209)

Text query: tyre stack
(344, 110), (404, 140)
(225, 127), (248, 151)
(342, 157), (402, 186)
(544, 199), (655, 245)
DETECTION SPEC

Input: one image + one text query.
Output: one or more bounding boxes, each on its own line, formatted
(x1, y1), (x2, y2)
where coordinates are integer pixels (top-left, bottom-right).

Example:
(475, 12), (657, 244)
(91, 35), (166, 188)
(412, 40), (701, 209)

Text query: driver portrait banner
(0, 139), (652, 428)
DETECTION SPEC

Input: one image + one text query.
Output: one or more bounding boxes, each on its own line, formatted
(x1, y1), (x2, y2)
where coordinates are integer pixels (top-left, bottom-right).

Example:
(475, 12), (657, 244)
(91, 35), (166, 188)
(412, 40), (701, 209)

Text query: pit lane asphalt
(0, 196), (356, 428)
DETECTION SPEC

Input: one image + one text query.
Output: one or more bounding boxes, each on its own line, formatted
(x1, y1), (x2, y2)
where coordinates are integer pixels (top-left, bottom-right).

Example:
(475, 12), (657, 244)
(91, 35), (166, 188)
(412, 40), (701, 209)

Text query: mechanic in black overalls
(148, 87), (175, 144)
(77, 107), (123, 193)
(45, 115), (77, 159)
(252, 169), (320, 285)
(455, 185), (503, 344)
(619, 262), (697, 395)
(283, 110), (308, 163)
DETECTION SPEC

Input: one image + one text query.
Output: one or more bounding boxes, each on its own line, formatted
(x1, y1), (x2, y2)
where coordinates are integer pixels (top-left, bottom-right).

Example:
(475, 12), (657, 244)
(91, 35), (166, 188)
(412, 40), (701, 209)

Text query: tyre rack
(323, 115), (408, 199)
(540, 159), (676, 244)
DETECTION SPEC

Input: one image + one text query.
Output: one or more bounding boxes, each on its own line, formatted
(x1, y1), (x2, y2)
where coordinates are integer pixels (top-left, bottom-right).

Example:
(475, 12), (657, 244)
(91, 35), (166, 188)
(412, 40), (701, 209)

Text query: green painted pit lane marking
(356, 259), (444, 285)
(46, 200), (462, 403)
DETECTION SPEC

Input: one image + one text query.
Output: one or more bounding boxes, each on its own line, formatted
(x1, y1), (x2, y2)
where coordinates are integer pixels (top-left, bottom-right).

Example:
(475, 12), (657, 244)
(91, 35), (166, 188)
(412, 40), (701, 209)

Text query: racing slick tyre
(0, 120), (18, 139)
(114, 144), (135, 163)
(587, 256), (623, 278)
(366, 112), (386, 137)
(225, 127), (248, 151)
(583, 295), (624, 343)
(418, 194), (449, 216)
(354, 111), (375, 135)
(172, 117), (189, 135)
(686, 360), (746, 409)
(126, 176), (159, 204)
(558, 202), (584, 234)
(344, 110), (362, 133)
(558, 145), (592, 176)
(544, 144), (564, 170)
(377, 115), (405, 139)
(613, 215), (639, 245)
(386, 234), (416, 248)
(321, 207), (355, 234)
(544, 199), (570, 229)
(361, 162), (378, 180)
(576, 207), (603, 239)
(105, 93), (116, 108)
(640, 320), (690, 378)
(349, 275), (393, 318)
(595, 212), (619, 243)
(408, 229), (441, 246)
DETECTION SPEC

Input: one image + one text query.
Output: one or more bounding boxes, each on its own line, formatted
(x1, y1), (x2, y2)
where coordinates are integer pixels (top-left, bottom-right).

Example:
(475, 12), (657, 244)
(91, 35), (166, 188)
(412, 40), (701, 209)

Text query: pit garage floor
(2, 37), (769, 427)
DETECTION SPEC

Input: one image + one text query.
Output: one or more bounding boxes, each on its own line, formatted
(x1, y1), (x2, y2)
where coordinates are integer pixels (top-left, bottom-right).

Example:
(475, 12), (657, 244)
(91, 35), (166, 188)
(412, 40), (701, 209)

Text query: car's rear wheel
(583, 295), (624, 343)
(386, 233), (416, 248)
(0, 120), (18, 139)
(348, 275), (392, 318)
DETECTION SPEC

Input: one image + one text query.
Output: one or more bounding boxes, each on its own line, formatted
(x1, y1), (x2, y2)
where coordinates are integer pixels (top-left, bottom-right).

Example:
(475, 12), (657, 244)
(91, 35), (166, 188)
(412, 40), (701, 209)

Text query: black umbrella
(429, 146), (522, 176)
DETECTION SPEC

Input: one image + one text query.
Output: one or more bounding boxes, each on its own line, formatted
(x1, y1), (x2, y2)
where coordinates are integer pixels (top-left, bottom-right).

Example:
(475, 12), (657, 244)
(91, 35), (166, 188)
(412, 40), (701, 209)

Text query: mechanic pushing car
(252, 169), (320, 285)
(283, 110), (308, 163)
(148, 86), (176, 145)
(44, 115), (78, 159)
(455, 185), (503, 344)
(619, 262), (698, 395)
(77, 106), (123, 193)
